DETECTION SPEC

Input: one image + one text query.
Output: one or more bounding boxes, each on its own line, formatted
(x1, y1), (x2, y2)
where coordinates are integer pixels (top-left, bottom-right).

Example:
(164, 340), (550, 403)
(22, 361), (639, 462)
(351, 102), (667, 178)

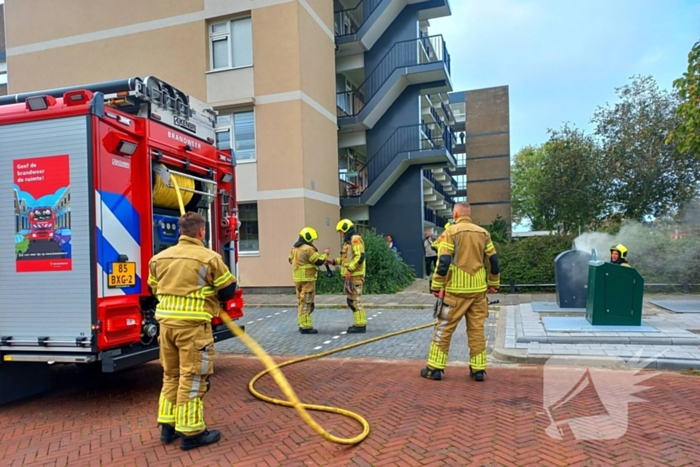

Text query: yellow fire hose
(166, 174), (436, 445)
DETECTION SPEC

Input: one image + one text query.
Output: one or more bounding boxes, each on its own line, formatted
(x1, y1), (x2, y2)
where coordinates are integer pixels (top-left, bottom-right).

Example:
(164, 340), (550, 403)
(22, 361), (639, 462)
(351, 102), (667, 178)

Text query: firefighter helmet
(610, 244), (628, 259)
(336, 219), (354, 233)
(299, 227), (318, 243)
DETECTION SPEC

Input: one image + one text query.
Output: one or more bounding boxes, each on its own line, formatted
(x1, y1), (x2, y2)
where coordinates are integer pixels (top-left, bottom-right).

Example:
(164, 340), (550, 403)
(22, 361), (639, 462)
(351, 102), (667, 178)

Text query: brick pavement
(1, 356), (699, 466)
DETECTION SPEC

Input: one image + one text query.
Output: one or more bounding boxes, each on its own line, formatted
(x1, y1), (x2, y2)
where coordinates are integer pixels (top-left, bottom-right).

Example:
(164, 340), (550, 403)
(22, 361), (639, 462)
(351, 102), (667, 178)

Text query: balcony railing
(445, 169), (458, 189)
(424, 206), (447, 227)
(423, 170), (455, 206)
(334, 0), (384, 37)
(336, 34), (450, 118)
(340, 121), (454, 198)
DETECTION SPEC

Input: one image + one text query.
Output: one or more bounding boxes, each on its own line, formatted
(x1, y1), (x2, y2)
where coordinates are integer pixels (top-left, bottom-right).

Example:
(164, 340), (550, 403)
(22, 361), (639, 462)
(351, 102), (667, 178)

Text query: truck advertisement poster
(13, 154), (72, 272)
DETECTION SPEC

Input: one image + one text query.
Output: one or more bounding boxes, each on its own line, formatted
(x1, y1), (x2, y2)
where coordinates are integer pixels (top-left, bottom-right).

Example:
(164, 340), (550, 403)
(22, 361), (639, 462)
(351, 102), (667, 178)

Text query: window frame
(208, 17), (253, 72)
(237, 202), (260, 255)
(215, 108), (257, 163)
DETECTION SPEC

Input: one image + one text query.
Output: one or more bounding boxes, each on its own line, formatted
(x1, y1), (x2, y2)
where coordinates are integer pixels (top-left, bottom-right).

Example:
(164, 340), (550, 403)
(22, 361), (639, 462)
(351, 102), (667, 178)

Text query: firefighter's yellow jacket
(148, 236), (237, 326)
(431, 217), (500, 294)
(288, 242), (328, 282)
(334, 233), (365, 277)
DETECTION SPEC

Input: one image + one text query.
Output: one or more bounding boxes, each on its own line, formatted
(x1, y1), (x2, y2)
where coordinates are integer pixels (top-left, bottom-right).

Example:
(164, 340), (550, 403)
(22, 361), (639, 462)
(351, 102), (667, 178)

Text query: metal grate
(649, 300), (700, 313)
(542, 317), (660, 333)
(531, 302), (585, 313)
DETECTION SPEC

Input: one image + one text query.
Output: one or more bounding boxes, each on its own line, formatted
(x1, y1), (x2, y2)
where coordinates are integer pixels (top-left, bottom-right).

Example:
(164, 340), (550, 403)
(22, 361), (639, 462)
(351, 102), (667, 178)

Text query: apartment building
(449, 86), (512, 233)
(3, 0), (510, 288)
(335, 0), (456, 277)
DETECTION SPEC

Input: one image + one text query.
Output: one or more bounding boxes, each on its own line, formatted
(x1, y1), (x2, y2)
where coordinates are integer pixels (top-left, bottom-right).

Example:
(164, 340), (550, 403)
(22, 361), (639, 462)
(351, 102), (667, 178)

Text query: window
(209, 17), (253, 71)
(215, 110), (256, 161)
(0, 73), (7, 86)
(238, 203), (259, 253)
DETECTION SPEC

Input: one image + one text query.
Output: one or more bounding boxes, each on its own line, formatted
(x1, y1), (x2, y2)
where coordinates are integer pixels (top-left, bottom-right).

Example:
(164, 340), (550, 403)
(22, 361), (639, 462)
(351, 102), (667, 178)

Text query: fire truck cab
(0, 77), (245, 404)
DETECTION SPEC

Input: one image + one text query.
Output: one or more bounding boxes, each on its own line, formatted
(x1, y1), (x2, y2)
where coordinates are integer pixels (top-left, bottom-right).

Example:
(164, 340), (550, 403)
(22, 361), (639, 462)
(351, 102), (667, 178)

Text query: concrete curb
(492, 344), (700, 371)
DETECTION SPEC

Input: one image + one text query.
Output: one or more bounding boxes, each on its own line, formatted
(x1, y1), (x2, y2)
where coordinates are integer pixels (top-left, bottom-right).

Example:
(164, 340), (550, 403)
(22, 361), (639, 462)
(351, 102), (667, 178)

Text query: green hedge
(497, 235), (574, 288)
(315, 230), (416, 295)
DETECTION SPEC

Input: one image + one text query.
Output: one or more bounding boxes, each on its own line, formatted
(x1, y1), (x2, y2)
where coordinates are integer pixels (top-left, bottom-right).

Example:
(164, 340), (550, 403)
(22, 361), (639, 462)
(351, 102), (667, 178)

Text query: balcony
(340, 122), (455, 206)
(424, 205), (448, 227)
(335, 0), (452, 57)
(422, 170), (454, 214)
(337, 34), (452, 132)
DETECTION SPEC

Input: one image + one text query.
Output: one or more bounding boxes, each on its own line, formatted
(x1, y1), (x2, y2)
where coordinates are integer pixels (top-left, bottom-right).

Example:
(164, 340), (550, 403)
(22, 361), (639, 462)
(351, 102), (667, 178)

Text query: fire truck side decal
(95, 190), (142, 297)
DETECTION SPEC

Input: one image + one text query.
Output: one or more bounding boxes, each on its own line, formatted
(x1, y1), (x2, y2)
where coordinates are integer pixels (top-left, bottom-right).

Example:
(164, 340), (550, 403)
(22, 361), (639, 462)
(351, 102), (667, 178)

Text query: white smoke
(571, 218), (700, 286)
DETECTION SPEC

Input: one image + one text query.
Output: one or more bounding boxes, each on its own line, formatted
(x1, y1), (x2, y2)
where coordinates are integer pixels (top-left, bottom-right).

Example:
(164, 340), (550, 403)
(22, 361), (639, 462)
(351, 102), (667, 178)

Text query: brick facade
(464, 86), (512, 232)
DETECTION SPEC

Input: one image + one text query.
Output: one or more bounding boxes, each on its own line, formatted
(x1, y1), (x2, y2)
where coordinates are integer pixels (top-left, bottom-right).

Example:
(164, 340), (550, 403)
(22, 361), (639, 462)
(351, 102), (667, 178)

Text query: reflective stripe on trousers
(296, 281), (316, 329)
(157, 323), (215, 435)
(426, 292), (489, 370)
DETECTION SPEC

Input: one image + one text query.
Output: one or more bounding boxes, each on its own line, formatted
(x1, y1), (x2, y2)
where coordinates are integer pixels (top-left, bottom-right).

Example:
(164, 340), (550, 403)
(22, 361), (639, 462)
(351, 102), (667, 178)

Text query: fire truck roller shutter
(152, 164), (196, 211)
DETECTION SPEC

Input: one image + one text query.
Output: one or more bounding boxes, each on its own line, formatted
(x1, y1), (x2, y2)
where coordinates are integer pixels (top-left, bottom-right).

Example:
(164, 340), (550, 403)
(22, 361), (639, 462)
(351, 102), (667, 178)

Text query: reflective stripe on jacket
(431, 217), (500, 294)
(288, 243), (327, 282)
(148, 236), (236, 325)
(335, 234), (365, 277)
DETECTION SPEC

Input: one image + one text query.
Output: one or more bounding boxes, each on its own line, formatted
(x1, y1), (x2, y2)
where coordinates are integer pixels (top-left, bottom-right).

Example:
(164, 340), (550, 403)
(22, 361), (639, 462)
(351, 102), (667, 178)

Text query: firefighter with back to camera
(288, 227), (330, 334)
(422, 202), (500, 382)
(326, 219), (367, 333)
(147, 212), (238, 450)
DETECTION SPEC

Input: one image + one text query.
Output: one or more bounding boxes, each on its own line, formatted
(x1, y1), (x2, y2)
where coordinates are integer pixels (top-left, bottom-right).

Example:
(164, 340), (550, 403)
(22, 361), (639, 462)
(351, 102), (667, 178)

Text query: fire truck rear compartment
(0, 116), (94, 355)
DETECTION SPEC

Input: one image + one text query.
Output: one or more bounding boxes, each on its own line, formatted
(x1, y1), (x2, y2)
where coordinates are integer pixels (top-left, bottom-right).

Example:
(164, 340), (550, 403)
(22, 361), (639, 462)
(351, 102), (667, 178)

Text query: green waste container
(585, 261), (644, 326)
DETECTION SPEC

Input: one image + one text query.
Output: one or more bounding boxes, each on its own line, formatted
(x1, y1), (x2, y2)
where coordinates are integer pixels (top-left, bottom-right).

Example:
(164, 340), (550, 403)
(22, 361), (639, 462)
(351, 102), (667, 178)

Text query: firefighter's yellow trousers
(345, 276), (367, 327)
(157, 322), (214, 436)
(426, 292), (488, 371)
(296, 281), (316, 329)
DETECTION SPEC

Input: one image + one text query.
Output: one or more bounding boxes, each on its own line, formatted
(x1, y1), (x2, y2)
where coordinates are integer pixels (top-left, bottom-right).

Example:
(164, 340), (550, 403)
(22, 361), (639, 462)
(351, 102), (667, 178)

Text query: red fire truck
(0, 77), (245, 404)
(28, 206), (57, 241)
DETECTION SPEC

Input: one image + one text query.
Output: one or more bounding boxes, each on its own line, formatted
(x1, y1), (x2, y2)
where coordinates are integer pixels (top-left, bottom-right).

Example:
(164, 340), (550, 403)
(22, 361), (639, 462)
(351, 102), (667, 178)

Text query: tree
(511, 125), (607, 233)
(592, 75), (700, 221)
(511, 144), (548, 228)
(667, 40), (700, 159)
(483, 215), (509, 244)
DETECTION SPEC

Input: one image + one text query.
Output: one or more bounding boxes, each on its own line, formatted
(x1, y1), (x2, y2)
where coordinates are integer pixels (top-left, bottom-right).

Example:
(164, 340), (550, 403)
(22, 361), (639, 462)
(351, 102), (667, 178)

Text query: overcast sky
(430, 0), (700, 156)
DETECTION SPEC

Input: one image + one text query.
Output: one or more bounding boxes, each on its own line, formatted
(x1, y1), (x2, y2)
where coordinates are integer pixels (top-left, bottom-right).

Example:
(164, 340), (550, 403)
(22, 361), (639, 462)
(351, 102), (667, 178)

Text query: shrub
(315, 229), (416, 294)
(497, 235), (574, 288)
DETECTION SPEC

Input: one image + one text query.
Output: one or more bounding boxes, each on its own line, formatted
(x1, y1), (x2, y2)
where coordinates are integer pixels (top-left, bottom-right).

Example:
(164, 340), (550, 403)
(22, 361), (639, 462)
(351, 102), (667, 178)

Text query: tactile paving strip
(650, 300), (700, 313)
(531, 301), (586, 313)
(542, 316), (660, 333)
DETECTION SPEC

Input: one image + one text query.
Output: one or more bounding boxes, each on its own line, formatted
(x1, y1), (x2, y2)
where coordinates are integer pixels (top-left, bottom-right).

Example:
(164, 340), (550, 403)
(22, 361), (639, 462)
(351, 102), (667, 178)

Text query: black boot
(160, 424), (180, 443)
(299, 328), (318, 334)
(470, 366), (486, 382)
(179, 429), (221, 451)
(420, 367), (443, 380)
(347, 325), (366, 333)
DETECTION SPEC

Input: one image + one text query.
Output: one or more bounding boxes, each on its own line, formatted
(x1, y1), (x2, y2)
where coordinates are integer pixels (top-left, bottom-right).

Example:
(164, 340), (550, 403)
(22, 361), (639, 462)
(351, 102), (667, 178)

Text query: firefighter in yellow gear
(326, 219), (367, 333)
(430, 221), (453, 251)
(421, 202), (499, 382)
(147, 212), (238, 450)
(610, 244), (631, 267)
(288, 227), (330, 334)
